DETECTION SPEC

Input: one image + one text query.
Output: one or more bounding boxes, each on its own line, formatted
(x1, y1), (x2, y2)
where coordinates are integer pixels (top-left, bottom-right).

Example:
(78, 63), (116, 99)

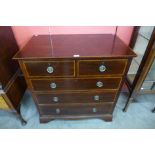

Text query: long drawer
(39, 104), (113, 116)
(78, 59), (127, 76)
(36, 91), (117, 104)
(23, 60), (75, 77)
(30, 77), (122, 91)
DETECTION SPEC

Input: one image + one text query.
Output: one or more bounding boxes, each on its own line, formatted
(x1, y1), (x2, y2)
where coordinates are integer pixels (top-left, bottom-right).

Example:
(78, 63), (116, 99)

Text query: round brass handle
(94, 95), (100, 101)
(56, 108), (60, 114)
(47, 66), (54, 73)
(50, 82), (56, 89)
(99, 65), (106, 72)
(53, 97), (59, 102)
(92, 107), (97, 113)
(96, 81), (103, 88)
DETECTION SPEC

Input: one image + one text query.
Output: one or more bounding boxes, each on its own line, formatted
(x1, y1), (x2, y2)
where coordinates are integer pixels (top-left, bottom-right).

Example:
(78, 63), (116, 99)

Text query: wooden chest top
(13, 34), (136, 60)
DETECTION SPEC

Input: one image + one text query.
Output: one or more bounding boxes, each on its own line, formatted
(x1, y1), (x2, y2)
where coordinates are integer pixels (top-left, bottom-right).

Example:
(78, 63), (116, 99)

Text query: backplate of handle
(50, 82), (57, 89)
(99, 65), (106, 72)
(47, 66), (54, 73)
(96, 81), (103, 88)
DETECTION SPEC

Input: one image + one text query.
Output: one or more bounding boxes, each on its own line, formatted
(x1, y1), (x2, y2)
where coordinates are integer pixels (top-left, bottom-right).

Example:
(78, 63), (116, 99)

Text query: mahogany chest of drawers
(13, 34), (136, 123)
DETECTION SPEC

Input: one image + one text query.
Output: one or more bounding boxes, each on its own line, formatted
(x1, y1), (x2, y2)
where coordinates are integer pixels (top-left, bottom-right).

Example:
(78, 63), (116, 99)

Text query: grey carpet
(0, 90), (155, 129)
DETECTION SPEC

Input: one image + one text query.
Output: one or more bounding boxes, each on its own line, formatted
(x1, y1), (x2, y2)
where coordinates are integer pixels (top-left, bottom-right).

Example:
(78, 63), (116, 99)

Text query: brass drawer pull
(56, 108), (60, 114)
(96, 81), (103, 88)
(92, 107), (97, 113)
(94, 95), (100, 101)
(47, 66), (54, 73)
(50, 82), (57, 89)
(99, 65), (106, 72)
(53, 97), (59, 102)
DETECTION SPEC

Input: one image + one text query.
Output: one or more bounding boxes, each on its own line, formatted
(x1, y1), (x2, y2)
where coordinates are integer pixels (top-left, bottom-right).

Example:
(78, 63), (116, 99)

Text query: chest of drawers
(13, 34), (136, 123)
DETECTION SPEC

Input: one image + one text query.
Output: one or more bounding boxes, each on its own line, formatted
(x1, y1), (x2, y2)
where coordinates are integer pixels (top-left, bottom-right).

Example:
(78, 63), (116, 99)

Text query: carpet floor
(0, 91), (155, 129)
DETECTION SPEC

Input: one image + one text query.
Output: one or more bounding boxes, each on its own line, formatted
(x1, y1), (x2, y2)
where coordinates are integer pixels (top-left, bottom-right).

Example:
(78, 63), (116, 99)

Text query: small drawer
(36, 91), (117, 104)
(30, 77), (121, 91)
(39, 104), (113, 116)
(78, 59), (127, 76)
(24, 60), (75, 77)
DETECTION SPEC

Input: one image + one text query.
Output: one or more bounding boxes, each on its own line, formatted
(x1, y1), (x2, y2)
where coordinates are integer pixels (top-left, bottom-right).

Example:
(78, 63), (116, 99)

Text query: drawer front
(78, 59), (127, 76)
(30, 77), (121, 91)
(24, 61), (75, 77)
(39, 104), (113, 116)
(36, 91), (117, 104)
